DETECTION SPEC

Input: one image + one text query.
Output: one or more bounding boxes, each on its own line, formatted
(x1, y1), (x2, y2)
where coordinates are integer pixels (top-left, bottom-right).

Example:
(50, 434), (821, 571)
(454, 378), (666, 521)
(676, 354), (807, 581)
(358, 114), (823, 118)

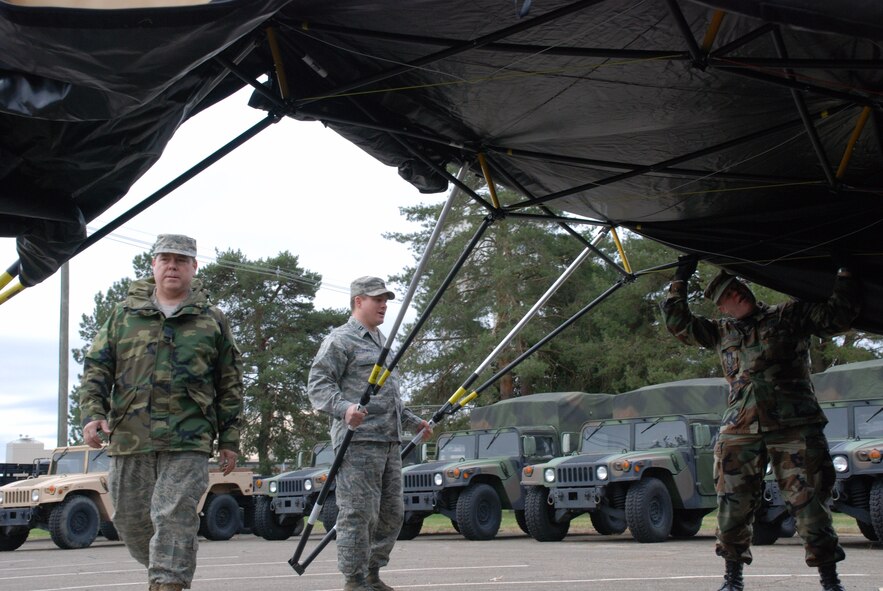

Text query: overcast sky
(0, 87), (446, 460)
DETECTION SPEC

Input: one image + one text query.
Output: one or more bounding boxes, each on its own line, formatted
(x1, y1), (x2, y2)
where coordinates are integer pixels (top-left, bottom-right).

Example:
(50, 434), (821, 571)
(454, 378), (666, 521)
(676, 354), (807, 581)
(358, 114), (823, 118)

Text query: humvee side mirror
(418, 443), (429, 463)
(561, 433), (573, 454)
(522, 435), (537, 456)
(692, 424), (711, 447)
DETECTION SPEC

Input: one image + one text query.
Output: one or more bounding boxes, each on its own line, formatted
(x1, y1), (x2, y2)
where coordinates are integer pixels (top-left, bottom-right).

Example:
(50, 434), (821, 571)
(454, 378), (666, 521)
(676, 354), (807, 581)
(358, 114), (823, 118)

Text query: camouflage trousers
(335, 441), (403, 578)
(714, 425), (844, 567)
(109, 451), (210, 588)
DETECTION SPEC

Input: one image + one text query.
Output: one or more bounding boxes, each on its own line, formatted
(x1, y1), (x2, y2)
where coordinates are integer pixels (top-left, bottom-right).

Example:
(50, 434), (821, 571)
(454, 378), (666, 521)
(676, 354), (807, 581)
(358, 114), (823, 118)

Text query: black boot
(818, 563), (845, 591)
(717, 560), (744, 591)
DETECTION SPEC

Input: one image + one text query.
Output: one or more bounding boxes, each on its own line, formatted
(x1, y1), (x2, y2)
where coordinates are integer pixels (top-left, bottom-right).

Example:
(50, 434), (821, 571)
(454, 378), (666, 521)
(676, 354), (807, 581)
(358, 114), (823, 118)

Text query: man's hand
(673, 254), (698, 282)
(417, 420), (433, 442)
(345, 403), (368, 428)
(83, 419), (110, 449)
(218, 449), (238, 476)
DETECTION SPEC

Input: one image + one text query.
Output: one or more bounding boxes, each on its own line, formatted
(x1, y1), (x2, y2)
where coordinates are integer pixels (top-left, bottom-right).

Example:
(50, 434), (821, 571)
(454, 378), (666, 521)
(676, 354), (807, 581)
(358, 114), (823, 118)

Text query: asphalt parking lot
(1, 530), (880, 591)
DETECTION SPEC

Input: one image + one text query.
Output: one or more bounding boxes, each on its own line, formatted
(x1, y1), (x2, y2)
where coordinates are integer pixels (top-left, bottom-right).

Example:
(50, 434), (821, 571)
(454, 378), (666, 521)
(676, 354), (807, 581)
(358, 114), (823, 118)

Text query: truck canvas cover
(469, 392), (614, 432)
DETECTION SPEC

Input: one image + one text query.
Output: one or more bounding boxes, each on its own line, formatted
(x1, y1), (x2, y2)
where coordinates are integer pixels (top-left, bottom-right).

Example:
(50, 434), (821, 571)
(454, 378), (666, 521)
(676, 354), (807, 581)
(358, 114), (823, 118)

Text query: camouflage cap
(152, 234), (197, 258)
(703, 269), (738, 304)
(350, 276), (395, 299)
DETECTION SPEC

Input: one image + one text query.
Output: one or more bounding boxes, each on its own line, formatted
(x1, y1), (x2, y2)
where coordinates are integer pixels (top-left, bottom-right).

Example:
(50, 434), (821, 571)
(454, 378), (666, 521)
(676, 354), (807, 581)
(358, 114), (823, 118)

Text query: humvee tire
(751, 518), (780, 545)
(100, 520), (120, 541)
(625, 478), (673, 543)
(857, 519), (878, 542)
(456, 483), (501, 541)
(49, 495), (100, 549)
(513, 510), (530, 535)
(870, 479), (883, 541)
(779, 514), (796, 538)
(397, 518), (423, 540)
(670, 509), (705, 538)
(199, 493), (241, 541)
(320, 491), (339, 533)
(0, 526), (29, 551)
(524, 486), (569, 542)
(253, 496), (298, 540)
(590, 505), (627, 535)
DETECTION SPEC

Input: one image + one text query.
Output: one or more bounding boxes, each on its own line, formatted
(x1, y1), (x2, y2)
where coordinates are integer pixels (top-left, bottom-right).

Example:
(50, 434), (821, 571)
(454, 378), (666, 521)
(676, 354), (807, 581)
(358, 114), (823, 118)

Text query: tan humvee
(0, 445), (253, 551)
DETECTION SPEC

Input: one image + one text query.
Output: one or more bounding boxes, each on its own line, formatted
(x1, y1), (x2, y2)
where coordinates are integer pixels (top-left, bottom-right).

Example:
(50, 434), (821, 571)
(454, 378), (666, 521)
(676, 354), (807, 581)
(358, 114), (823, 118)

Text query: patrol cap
(350, 276), (395, 300)
(703, 269), (738, 304)
(152, 234), (197, 258)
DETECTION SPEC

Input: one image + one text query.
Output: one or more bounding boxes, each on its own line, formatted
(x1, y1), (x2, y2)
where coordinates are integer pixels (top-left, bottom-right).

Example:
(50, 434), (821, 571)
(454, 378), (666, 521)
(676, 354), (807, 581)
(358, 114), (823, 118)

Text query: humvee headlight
(304, 479), (313, 491)
(31, 489), (41, 502)
(596, 466), (609, 481)
(269, 481), (278, 494)
(832, 455), (849, 473)
(433, 473), (443, 487)
(543, 468), (556, 483)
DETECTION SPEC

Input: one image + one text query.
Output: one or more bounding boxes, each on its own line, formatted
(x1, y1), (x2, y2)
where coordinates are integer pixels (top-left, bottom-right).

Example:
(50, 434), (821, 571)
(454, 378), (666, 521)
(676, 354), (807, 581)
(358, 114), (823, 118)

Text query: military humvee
(0, 445), (255, 551)
(521, 378), (727, 543)
(758, 360), (883, 543)
(400, 392), (614, 541)
(251, 441), (337, 541)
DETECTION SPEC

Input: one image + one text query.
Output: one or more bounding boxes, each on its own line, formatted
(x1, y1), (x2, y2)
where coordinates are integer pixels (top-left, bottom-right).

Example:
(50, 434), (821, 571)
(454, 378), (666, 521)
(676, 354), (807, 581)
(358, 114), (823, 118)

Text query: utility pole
(57, 262), (69, 447)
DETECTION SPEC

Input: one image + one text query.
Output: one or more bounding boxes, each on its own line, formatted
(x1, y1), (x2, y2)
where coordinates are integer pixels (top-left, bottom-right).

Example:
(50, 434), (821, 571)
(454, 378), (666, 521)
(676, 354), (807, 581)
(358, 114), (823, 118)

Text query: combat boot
(818, 563), (845, 591)
(156, 584), (184, 591)
(367, 568), (395, 591)
(717, 560), (744, 591)
(343, 575), (373, 591)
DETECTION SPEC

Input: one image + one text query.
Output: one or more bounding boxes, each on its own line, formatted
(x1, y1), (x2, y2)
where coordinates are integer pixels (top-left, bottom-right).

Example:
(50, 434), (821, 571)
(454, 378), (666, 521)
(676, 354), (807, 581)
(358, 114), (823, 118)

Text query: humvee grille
(557, 465), (593, 484)
(2, 489), (32, 505)
(404, 472), (434, 489)
(278, 479), (305, 494)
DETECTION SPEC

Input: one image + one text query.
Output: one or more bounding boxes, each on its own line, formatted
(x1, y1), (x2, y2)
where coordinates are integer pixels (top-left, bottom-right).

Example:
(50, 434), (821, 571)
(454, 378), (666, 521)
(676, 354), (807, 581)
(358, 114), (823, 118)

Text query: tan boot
(156, 584), (184, 591)
(343, 575), (373, 591)
(367, 569), (395, 591)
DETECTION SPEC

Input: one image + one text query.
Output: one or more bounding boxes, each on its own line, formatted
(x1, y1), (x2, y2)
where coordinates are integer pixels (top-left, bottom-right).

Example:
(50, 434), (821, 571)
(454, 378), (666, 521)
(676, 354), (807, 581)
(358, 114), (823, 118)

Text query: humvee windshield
(855, 404), (883, 439)
(580, 423), (629, 454)
(50, 448), (110, 475)
(437, 435), (476, 462)
(823, 407), (849, 441)
(478, 430), (519, 458)
(636, 420), (689, 450)
(314, 443), (335, 466)
(88, 449), (110, 472)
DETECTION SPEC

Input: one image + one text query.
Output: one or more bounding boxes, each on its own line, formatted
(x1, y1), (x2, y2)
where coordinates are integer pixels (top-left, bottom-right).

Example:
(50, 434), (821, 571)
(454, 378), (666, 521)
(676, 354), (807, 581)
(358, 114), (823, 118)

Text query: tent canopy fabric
(2, 0), (882, 330)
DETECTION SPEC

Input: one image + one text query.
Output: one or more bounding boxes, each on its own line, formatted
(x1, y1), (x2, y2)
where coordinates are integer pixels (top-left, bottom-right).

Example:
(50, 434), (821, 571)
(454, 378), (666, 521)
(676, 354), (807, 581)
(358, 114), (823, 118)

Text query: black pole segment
(387, 216), (494, 371)
(770, 28), (837, 189)
(710, 23), (776, 58)
(473, 279), (628, 395)
(74, 116), (277, 256)
(709, 57), (883, 71)
(664, 0), (705, 68)
(290, 20), (689, 61)
(215, 54), (287, 112)
(488, 145), (815, 185)
(292, 0), (609, 108)
(505, 102), (856, 210)
(4, 261), (20, 278)
(500, 211), (604, 226)
(291, 524), (336, 574)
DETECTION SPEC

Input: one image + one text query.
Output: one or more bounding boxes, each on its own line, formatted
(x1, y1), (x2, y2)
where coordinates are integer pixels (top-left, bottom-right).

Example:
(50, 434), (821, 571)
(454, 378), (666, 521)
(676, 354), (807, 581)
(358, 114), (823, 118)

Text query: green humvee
(521, 378), (727, 543)
(400, 392), (613, 541)
(758, 360), (883, 543)
(251, 442), (336, 541)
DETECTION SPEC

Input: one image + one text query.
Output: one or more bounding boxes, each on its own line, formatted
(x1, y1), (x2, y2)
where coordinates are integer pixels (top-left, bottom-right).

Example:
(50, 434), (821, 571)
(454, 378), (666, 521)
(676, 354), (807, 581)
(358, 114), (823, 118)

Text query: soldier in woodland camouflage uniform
(308, 276), (431, 591)
(661, 257), (860, 591)
(80, 234), (243, 591)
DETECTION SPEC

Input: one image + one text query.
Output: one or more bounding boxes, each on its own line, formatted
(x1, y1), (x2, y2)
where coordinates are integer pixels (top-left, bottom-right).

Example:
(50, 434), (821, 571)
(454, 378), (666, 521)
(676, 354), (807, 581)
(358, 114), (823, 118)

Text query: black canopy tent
(1, 0), (882, 328)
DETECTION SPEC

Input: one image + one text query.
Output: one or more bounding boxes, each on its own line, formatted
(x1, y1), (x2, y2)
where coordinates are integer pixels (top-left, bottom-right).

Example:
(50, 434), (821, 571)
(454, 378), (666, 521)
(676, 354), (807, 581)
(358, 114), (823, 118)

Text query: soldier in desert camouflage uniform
(80, 234), (243, 591)
(308, 276), (431, 591)
(661, 257), (860, 591)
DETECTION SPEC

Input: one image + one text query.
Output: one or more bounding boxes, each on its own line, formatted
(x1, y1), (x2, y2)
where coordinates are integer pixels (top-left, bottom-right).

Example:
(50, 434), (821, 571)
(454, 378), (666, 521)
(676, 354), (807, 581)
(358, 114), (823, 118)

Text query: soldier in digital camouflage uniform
(308, 276), (431, 591)
(661, 256), (859, 591)
(80, 234), (243, 591)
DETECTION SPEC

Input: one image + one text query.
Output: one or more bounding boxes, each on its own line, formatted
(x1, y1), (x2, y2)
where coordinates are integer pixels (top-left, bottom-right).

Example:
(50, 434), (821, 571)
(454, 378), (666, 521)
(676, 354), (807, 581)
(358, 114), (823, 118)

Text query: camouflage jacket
(661, 275), (860, 434)
(79, 278), (243, 456)
(308, 316), (423, 449)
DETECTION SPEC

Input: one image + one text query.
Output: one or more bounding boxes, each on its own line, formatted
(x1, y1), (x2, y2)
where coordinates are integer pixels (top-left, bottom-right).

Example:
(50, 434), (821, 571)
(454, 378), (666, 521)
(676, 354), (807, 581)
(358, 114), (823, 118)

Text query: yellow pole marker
(266, 27), (290, 99)
(477, 153), (501, 209)
(369, 364), (383, 385)
(610, 227), (632, 274)
(0, 282), (25, 306)
(448, 386), (468, 406)
(836, 106), (872, 180)
(701, 11), (726, 53)
(0, 269), (15, 291)
(377, 368), (392, 387)
(458, 391), (479, 407)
